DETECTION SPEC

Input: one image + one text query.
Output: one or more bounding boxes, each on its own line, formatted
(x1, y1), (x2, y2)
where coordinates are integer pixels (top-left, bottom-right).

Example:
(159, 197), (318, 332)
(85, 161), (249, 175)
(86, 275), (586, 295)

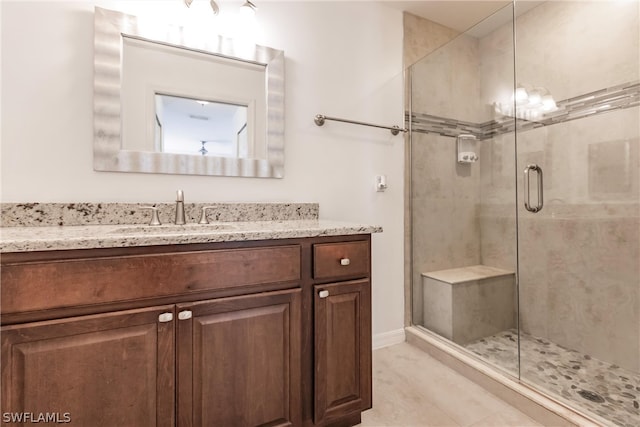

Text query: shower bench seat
(422, 265), (516, 345)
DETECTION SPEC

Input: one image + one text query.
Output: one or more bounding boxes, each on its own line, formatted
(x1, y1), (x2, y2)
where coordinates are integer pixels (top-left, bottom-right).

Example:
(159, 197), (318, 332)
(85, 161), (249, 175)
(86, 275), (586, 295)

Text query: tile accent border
(409, 113), (486, 140)
(409, 80), (640, 140)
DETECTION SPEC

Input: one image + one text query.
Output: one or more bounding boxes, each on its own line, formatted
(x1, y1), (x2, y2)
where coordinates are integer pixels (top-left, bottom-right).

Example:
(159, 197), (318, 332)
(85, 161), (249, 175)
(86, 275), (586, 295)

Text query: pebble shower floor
(465, 330), (640, 427)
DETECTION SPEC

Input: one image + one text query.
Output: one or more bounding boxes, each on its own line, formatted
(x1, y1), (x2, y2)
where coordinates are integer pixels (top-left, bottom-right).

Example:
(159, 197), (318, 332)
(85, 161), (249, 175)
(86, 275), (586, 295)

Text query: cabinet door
(314, 279), (371, 425)
(177, 288), (301, 427)
(1, 305), (175, 427)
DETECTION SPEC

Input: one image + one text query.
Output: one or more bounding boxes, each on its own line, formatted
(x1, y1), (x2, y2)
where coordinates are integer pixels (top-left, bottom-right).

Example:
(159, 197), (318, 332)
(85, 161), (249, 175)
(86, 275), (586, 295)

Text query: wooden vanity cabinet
(313, 280), (371, 425)
(308, 240), (372, 427)
(177, 289), (301, 427)
(1, 235), (372, 427)
(1, 304), (176, 427)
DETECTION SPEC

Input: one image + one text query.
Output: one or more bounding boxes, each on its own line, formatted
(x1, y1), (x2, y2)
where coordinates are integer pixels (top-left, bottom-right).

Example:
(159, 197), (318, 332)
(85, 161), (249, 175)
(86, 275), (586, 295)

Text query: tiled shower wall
(411, 1), (639, 371)
(404, 12), (461, 325)
(409, 30), (485, 324)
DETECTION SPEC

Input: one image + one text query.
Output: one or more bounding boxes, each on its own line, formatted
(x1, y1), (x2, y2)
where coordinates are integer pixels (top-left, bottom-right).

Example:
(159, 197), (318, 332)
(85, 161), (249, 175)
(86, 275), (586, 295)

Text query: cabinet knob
(178, 310), (193, 320)
(158, 312), (174, 323)
(318, 290), (329, 298)
(340, 258), (351, 266)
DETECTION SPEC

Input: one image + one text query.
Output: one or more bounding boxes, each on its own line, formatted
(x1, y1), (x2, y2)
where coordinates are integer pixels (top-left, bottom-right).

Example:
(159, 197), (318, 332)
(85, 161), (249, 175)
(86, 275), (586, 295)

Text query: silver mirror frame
(93, 7), (284, 178)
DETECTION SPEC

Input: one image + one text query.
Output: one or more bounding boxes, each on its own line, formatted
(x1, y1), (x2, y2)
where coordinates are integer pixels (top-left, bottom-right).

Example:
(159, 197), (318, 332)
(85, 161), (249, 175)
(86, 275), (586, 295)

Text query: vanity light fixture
(239, 0), (257, 16)
(184, 0), (220, 16)
(209, 0), (220, 15)
(184, 0), (256, 16)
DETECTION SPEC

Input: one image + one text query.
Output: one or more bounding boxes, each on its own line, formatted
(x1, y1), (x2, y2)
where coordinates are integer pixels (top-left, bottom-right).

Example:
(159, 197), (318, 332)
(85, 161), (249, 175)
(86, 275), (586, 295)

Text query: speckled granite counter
(0, 203), (382, 252)
(0, 220), (382, 253)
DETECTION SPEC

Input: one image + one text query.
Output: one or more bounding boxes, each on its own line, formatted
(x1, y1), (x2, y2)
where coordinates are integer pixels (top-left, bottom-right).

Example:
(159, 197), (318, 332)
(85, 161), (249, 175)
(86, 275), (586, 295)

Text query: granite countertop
(0, 220), (382, 253)
(0, 202), (382, 253)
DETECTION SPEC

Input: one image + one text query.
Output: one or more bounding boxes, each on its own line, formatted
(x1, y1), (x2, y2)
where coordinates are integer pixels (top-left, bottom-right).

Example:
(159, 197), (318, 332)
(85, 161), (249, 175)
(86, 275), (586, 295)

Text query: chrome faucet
(175, 190), (186, 225)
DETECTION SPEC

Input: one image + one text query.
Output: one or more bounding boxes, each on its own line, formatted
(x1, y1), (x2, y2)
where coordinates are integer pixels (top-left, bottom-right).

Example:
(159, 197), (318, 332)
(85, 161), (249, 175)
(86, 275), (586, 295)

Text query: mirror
(94, 7), (284, 178)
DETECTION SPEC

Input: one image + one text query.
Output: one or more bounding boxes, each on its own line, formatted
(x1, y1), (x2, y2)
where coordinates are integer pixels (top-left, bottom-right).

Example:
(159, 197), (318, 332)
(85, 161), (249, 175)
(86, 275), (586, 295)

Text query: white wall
(0, 0), (405, 341)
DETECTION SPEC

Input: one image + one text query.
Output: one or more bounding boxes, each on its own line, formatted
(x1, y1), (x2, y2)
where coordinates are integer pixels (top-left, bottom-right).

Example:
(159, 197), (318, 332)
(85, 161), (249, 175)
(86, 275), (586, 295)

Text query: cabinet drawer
(313, 241), (369, 280)
(2, 245), (301, 315)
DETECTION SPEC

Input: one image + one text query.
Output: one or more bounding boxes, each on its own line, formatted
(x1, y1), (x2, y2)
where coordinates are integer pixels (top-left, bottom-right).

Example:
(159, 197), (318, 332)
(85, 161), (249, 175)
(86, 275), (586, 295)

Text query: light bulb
(514, 86), (529, 105)
(528, 89), (541, 107)
(541, 95), (557, 112)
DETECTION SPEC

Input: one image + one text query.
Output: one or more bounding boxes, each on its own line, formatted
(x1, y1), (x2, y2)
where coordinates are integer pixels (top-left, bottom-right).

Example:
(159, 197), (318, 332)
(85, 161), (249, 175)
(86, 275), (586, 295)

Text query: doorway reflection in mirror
(155, 94), (249, 158)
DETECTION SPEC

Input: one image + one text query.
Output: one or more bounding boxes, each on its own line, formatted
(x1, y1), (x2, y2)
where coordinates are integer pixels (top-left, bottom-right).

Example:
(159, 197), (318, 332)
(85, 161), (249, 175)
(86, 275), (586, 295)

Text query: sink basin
(109, 223), (236, 235)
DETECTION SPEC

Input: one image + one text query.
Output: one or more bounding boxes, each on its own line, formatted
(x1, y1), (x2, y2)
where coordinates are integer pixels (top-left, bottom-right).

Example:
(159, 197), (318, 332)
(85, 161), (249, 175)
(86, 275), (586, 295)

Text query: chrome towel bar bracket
(314, 114), (407, 136)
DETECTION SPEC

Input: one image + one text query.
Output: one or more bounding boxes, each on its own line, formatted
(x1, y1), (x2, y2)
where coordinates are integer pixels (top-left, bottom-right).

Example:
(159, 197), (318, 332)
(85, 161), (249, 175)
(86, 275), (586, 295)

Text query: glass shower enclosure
(409, 2), (639, 426)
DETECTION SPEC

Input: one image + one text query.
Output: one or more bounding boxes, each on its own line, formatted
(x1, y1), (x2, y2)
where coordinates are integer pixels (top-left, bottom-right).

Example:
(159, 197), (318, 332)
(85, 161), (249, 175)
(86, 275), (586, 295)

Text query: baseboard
(372, 328), (405, 350)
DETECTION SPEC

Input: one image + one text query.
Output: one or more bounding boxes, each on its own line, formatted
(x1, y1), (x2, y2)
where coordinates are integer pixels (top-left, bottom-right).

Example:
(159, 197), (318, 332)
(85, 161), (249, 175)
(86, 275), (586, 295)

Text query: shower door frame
(408, 2), (640, 426)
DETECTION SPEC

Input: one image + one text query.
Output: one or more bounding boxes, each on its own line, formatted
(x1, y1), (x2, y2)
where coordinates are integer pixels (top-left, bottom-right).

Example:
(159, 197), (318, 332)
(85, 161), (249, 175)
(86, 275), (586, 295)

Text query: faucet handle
(198, 206), (217, 224)
(140, 206), (162, 226)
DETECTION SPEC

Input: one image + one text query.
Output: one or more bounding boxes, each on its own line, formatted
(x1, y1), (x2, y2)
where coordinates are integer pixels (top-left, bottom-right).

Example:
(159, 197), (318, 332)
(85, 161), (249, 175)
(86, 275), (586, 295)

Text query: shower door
(410, 1), (640, 425)
(409, 3), (520, 378)
(513, 2), (640, 426)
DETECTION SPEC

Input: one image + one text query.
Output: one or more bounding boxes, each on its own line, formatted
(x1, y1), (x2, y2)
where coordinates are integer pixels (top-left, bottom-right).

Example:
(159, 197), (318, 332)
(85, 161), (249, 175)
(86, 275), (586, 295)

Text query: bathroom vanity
(0, 203), (381, 427)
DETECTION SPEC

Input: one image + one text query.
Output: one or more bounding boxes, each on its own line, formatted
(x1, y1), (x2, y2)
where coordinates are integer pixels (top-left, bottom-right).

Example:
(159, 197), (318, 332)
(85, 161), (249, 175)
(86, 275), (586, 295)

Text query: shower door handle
(524, 164), (543, 213)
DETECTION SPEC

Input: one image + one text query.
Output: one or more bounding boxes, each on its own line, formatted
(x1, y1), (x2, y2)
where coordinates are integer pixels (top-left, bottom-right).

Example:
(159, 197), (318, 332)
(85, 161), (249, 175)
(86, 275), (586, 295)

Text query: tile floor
(465, 329), (640, 427)
(360, 343), (541, 427)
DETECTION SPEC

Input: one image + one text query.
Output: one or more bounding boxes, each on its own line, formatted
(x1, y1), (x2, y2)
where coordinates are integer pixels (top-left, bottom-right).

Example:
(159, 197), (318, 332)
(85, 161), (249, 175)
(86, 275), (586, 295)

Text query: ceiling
(382, 1), (545, 38)
(382, 1), (511, 32)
